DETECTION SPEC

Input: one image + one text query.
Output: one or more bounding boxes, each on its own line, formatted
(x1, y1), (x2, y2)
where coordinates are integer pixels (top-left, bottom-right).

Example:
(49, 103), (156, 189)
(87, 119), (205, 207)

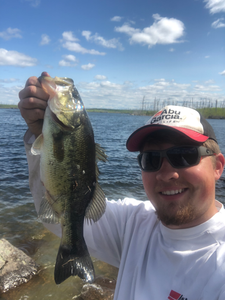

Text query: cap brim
(126, 124), (209, 152)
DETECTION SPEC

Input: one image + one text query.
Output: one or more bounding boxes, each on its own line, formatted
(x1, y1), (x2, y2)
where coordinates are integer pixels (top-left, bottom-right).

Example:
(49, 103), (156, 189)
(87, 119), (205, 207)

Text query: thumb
(41, 71), (51, 77)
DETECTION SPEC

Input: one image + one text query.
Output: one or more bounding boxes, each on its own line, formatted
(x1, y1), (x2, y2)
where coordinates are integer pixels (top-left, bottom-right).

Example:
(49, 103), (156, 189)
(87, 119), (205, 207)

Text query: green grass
(1, 104), (225, 119)
(196, 108), (225, 119)
(0, 104), (18, 109)
(86, 108), (140, 114)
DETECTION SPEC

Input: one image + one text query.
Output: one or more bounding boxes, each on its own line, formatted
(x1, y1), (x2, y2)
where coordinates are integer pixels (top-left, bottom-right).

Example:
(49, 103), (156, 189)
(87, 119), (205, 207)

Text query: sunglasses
(137, 146), (215, 172)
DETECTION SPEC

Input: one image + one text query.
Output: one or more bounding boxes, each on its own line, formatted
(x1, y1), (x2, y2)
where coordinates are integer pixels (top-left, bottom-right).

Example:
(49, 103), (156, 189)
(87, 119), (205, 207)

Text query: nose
(156, 158), (179, 181)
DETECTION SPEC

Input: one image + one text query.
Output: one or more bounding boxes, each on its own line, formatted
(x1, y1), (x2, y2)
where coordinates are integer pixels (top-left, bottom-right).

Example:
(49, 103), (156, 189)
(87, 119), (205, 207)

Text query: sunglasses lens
(138, 147), (202, 171)
(139, 152), (161, 171)
(167, 147), (199, 167)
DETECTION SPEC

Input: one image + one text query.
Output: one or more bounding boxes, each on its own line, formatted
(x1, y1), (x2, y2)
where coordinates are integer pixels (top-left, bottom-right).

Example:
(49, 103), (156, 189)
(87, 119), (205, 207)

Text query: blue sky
(0, 0), (225, 109)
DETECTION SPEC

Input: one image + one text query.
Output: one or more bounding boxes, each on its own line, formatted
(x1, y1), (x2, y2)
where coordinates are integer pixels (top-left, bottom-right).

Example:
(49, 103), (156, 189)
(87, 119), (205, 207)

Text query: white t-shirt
(24, 130), (225, 300)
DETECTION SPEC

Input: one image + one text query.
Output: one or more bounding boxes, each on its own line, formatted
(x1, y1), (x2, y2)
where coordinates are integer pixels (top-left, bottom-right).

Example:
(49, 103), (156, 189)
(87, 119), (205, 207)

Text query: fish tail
(54, 244), (95, 284)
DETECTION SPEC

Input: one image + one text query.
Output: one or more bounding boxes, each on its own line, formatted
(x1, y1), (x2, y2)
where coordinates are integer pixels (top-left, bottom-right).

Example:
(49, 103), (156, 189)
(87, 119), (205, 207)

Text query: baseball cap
(126, 105), (217, 152)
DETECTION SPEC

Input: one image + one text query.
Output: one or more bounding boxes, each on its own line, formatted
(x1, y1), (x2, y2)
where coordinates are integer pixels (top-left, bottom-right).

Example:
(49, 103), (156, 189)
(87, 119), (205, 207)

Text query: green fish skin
(31, 76), (107, 284)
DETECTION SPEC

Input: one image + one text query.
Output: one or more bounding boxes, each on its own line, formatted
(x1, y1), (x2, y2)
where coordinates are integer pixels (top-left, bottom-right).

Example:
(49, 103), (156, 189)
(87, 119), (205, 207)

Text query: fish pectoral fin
(31, 133), (44, 155)
(95, 143), (107, 163)
(95, 143), (107, 179)
(85, 182), (106, 223)
(38, 196), (60, 224)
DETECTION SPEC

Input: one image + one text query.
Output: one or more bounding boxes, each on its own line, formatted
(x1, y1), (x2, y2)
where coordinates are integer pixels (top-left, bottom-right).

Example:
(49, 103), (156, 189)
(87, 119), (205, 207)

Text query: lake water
(1, 108), (225, 299)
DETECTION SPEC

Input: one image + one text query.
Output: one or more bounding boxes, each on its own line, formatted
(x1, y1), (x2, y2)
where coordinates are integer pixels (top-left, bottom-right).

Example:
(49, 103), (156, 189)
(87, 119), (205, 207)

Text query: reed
(197, 108), (225, 119)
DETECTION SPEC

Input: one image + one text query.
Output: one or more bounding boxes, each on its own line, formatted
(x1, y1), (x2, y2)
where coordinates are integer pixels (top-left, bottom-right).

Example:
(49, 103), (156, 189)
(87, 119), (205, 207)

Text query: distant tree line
(141, 97), (225, 111)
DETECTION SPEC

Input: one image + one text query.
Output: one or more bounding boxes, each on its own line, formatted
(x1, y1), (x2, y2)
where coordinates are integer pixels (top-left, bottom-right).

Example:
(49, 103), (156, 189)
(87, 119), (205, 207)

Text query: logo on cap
(150, 108), (182, 125)
(153, 110), (163, 117)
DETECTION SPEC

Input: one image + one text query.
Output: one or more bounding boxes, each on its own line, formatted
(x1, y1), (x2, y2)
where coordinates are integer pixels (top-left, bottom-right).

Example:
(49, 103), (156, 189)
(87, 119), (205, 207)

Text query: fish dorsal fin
(38, 195), (60, 224)
(85, 182), (106, 223)
(95, 143), (107, 163)
(31, 133), (44, 155)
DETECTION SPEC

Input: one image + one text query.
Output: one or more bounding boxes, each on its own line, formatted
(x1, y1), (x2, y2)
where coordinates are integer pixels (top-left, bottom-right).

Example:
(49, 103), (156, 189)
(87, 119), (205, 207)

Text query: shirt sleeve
(84, 198), (154, 268)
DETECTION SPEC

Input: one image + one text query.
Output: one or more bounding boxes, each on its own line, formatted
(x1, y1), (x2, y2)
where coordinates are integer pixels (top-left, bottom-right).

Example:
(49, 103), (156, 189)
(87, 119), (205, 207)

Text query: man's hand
(18, 72), (50, 138)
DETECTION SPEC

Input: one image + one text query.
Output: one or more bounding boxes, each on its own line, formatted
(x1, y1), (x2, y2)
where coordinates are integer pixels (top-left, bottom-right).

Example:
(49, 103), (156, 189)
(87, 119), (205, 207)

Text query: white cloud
(100, 81), (123, 88)
(82, 31), (124, 51)
(95, 75), (107, 80)
(59, 55), (79, 67)
(23, 0), (41, 7)
(2, 78), (224, 108)
(115, 24), (139, 36)
(0, 48), (37, 67)
(205, 79), (215, 84)
(0, 83), (23, 104)
(64, 55), (78, 62)
(169, 48), (175, 52)
(82, 31), (91, 40)
(205, 55), (210, 58)
(111, 16), (123, 22)
(0, 78), (18, 83)
(81, 63), (95, 70)
(0, 28), (22, 40)
(154, 78), (166, 82)
(64, 42), (105, 55)
(211, 18), (225, 28)
(59, 61), (71, 67)
(75, 78), (224, 109)
(220, 70), (225, 75)
(140, 79), (191, 91)
(115, 14), (185, 48)
(62, 31), (79, 42)
(194, 84), (221, 91)
(40, 34), (50, 45)
(204, 0), (225, 14)
(60, 31), (106, 55)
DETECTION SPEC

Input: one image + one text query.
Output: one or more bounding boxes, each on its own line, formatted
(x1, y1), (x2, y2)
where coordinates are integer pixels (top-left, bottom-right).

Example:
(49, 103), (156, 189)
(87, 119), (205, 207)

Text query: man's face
(141, 141), (224, 229)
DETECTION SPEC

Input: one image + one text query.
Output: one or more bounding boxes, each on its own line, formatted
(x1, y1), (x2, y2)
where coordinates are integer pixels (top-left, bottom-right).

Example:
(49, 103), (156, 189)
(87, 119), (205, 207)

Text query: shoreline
(1, 104), (225, 119)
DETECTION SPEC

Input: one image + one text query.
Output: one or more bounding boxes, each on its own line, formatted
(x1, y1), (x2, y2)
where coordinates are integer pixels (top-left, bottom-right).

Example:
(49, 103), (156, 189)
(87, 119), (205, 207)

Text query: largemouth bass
(31, 76), (107, 284)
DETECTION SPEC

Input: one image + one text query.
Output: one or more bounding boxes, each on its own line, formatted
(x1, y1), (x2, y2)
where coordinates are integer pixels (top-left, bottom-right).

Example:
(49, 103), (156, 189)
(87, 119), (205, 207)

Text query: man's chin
(155, 202), (195, 227)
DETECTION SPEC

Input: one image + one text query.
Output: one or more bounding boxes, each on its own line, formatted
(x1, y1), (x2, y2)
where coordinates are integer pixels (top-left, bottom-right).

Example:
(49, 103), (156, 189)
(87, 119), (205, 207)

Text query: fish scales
(31, 76), (107, 284)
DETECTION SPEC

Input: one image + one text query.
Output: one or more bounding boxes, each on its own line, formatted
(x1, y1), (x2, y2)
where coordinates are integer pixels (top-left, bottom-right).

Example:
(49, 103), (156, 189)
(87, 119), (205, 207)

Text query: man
(19, 73), (225, 300)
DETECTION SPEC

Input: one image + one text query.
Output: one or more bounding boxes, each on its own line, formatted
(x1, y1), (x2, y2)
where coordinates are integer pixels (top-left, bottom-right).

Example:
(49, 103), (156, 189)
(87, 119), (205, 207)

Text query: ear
(214, 153), (225, 181)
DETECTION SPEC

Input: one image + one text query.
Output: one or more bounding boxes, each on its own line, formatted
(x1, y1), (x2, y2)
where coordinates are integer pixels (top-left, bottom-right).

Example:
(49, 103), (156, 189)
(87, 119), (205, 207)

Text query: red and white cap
(126, 105), (217, 152)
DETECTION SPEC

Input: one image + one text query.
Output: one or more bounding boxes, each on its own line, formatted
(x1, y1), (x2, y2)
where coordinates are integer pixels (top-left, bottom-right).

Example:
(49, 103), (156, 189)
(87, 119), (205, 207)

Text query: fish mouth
(40, 75), (84, 113)
(54, 78), (84, 112)
(160, 188), (186, 196)
(50, 87), (84, 113)
(54, 77), (74, 86)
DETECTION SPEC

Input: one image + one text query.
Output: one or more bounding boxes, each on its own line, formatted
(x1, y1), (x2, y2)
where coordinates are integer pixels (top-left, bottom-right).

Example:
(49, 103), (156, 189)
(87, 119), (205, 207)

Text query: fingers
(18, 95), (48, 110)
(18, 73), (51, 137)
(19, 85), (49, 109)
(19, 77), (49, 104)
(18, 101), (46, 122)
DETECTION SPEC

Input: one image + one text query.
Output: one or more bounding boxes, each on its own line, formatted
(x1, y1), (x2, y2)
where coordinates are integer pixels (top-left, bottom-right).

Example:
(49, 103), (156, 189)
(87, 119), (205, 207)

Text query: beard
(155, 200), (196, 227)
